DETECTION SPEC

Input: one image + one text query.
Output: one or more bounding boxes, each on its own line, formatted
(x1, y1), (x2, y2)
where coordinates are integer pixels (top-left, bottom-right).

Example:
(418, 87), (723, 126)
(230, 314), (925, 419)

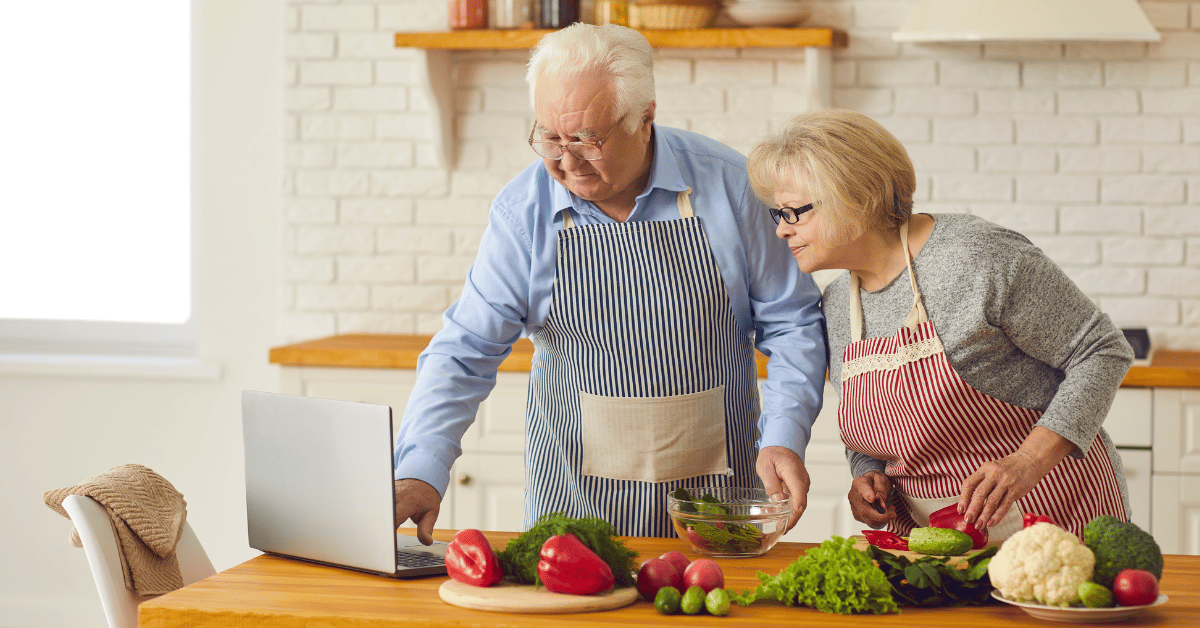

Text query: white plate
(990, 591), (1167, 623)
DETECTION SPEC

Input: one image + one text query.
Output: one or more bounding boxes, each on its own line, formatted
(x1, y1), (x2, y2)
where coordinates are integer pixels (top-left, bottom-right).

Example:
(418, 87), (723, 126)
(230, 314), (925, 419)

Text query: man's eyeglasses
(528, 116), (625, 161)
(769, 202), (817, 225)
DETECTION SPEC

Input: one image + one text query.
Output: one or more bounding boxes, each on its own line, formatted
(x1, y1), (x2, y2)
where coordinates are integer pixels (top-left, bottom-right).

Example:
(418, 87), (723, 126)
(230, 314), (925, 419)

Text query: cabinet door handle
(458, 473), (472, 486)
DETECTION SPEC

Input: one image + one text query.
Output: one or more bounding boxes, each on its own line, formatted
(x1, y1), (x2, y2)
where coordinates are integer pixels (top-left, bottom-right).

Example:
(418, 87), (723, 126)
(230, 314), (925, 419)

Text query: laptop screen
(242, 390), (402, 575)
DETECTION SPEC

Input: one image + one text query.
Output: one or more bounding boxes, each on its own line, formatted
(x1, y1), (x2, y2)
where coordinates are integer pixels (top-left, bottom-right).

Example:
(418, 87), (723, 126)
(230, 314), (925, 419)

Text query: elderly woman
(746, 109), (1132, 540)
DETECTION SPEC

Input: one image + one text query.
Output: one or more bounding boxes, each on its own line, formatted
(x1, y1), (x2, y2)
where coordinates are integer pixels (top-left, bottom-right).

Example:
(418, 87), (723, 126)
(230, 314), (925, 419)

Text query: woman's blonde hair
(747, 109), (916, 245)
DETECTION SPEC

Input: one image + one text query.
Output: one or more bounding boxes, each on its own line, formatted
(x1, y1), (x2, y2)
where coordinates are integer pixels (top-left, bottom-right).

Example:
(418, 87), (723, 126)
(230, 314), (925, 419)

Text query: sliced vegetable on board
(907, 527), (973, 556)
(861, 529), (908, 551)
(444, 528), (503, 587)
(928, 504), (989, 549)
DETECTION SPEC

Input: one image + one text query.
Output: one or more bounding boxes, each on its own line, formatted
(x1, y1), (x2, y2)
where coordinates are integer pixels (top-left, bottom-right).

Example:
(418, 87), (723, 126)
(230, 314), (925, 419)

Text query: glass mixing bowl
(666, 486), (792, 558)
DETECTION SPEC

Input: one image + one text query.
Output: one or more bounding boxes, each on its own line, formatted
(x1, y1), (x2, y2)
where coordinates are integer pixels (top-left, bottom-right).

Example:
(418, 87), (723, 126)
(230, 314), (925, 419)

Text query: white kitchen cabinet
(1151, 475), (1200, 555)
(1152, 388), (1200, 475)
(1106, 388), (1153, 448)
(1152, 388), (1200, 554)
(1105, 388), (1154, 533)
(451, 452), (526, 532)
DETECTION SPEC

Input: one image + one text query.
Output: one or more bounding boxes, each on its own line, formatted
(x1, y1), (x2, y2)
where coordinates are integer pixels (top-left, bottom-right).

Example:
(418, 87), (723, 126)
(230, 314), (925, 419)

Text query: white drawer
(1105, 388), (1152, 448)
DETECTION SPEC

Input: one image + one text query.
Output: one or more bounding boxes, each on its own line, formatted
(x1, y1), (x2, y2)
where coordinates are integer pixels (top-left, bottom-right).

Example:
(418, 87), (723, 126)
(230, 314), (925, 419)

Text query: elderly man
(393, 23), (826, 541)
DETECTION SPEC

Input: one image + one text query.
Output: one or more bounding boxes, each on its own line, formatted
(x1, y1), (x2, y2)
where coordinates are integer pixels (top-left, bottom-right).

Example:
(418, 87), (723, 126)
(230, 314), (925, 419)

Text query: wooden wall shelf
(394, 27), (848, 168)
(394, 27), (848, 50)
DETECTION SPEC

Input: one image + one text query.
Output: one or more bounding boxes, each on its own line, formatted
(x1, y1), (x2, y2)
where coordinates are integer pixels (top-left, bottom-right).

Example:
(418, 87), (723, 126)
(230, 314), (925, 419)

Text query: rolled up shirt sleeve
(392, 203), (532, 496)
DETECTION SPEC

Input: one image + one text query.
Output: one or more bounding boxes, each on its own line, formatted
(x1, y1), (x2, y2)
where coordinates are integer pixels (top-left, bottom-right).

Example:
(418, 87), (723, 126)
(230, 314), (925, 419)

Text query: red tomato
(658, 551), (691, 574)
(682, 558), (724, 593)
(636, 558), (683, 601)
(1112, 569), (1159, 606)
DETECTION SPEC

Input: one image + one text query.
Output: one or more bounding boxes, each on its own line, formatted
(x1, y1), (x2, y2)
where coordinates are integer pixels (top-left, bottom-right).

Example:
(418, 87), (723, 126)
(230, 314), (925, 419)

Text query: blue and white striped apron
(524, 189), (761, 537)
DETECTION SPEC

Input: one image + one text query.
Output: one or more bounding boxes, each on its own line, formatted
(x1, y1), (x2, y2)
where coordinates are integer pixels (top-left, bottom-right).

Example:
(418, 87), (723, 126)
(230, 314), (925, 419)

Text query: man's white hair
(526, 23), (655, 134)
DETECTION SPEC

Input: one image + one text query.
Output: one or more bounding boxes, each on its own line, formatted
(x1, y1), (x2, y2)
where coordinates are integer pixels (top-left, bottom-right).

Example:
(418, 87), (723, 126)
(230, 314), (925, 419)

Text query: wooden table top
(269, 333), (1200, 388)
(140, 531), (1200, 627)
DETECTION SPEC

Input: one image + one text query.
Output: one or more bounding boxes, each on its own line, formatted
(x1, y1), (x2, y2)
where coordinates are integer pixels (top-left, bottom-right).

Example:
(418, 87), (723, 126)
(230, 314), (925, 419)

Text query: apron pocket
(579, 385), (731, 484)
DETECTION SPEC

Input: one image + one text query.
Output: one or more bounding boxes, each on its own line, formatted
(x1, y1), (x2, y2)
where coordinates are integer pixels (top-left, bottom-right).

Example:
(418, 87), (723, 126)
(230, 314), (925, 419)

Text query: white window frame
(0, 1), (214, 380)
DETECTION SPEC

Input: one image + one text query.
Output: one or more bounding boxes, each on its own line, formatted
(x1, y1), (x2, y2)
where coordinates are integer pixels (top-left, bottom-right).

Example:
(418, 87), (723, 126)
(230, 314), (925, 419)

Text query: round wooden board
(439, 579), (639, 614)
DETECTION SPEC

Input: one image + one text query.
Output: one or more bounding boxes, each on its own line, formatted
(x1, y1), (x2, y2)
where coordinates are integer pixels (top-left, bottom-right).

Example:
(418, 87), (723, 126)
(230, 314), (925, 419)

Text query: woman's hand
(849, 470), (896, 528)
(958, 426), (1075, 529)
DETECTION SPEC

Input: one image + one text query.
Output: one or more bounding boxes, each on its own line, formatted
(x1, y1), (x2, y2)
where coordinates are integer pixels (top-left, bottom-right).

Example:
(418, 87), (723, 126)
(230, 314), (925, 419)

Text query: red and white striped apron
(837, 222), (1127, 540)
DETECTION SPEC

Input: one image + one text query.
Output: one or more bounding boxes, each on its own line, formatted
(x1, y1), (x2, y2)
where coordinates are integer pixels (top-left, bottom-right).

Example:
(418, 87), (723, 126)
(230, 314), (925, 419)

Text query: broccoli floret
(1083, 515), (1163, 588)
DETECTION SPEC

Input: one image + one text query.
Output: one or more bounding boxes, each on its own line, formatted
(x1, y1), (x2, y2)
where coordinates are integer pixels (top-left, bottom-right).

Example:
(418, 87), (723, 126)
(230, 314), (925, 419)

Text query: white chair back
(62, 494), (215, 628)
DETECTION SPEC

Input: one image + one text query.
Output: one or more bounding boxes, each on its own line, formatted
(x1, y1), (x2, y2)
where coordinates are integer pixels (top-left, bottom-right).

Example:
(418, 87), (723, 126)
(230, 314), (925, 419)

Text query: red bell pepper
(929, 504), (989, 549)
(862, 529), (909, 551)
(1022, 512), (1055, 528)
(536, 533), (615, 595)
(445, 529), (503, 587)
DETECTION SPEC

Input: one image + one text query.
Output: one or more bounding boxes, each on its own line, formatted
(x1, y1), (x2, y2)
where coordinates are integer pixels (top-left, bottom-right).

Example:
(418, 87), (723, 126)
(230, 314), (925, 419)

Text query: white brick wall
(284, 0), (1200, 347)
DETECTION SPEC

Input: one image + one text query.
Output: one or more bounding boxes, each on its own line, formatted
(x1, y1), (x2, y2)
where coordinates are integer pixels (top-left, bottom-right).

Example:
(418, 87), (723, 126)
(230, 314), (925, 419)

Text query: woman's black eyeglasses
(769, 202), (816, 225)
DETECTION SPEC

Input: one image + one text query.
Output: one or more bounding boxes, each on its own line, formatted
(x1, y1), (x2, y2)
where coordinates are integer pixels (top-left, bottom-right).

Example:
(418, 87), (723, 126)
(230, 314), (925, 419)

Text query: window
(0, 2), (193, 358)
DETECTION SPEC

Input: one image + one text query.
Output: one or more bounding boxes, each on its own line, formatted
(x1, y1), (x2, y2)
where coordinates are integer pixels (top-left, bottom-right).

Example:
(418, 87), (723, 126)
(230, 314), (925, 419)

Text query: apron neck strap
(561, 188), (694, 230)
(848, 220), (928, 342)
(677, 187), (694, 219)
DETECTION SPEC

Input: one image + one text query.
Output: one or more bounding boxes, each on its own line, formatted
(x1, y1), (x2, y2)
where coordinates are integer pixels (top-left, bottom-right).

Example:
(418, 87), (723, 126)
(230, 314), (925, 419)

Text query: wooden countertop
(270, 333), (1200, 388)
(139, 531), (1200, 627)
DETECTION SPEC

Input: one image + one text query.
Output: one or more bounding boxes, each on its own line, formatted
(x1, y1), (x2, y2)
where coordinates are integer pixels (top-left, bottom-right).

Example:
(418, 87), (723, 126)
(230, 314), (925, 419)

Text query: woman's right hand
(849, 470), (896, 528)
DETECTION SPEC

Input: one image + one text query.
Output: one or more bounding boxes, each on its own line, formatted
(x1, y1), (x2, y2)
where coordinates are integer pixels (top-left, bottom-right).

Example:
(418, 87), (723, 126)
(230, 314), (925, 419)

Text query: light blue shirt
(394, 125), (827, 496)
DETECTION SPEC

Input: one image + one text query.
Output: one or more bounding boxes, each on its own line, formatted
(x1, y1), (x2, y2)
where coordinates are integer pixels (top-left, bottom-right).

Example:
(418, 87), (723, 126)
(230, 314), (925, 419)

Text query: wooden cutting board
(439, 579), (639, 614)
(851, 535), (996, 565)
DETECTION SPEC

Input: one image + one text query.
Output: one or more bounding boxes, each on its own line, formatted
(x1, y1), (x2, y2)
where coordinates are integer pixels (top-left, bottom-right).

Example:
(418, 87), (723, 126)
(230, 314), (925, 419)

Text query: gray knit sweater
(823, 213), (1133, 506)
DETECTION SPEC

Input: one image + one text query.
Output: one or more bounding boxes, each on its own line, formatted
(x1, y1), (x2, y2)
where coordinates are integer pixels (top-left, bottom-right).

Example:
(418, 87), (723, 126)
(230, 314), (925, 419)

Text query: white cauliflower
(988, 522), (1095, 607)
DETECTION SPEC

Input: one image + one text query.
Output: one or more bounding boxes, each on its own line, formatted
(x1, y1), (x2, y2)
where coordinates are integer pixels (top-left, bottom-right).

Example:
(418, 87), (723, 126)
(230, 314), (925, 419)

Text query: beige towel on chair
(44, 464), (186, 596)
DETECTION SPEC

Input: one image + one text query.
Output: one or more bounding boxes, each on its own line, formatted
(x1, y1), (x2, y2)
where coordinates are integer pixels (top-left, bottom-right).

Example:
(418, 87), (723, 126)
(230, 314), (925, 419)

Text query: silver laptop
(241, 390), (448, 577)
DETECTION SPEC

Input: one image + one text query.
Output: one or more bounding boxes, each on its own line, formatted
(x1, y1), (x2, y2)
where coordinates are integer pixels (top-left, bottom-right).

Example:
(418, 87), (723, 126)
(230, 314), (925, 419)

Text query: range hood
(893, 0), (1162, 43)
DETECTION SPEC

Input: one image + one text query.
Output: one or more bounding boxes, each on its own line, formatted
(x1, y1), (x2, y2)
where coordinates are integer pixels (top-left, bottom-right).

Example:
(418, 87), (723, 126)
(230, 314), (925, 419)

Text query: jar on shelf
(593, 0), (629, 25)
(538, 0), (580, 28)
(450, 0), (488, 29)
(492, 0), (535, 28)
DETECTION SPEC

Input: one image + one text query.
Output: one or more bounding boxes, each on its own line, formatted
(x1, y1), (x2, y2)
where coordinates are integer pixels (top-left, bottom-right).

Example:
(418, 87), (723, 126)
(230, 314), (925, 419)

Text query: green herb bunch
(866, 545), (998, 607)
(496, 512), (639, 587)
(731, 536), (900, 615)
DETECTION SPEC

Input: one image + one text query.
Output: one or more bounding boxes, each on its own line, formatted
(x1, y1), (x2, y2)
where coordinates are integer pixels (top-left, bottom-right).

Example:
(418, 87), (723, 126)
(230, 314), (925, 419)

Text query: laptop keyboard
(396, 550), (445, 569)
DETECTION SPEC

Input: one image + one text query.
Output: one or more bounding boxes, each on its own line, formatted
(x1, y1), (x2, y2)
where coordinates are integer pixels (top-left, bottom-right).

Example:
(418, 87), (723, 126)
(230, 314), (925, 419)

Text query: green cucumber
(908, 527), (973, 555)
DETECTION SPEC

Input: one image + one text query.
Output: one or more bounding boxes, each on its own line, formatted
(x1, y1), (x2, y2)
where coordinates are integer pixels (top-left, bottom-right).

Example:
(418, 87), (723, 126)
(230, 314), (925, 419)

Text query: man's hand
(394, 479), (442, 545)
(848, 470), (895, 528)
(755, 446), (810, 532)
